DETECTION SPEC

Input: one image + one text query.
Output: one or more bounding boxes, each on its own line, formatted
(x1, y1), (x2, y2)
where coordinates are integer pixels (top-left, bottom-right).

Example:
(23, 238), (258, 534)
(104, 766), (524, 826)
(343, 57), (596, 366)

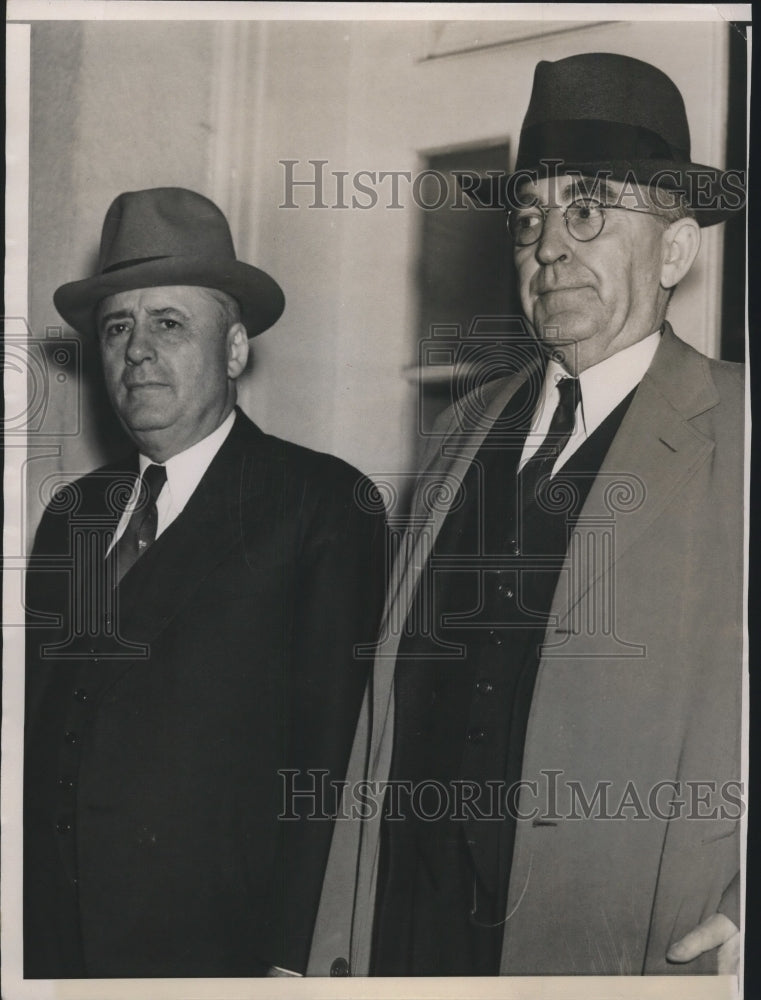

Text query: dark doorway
(720, 23), (748, 363)
(413, 142), (530, 456)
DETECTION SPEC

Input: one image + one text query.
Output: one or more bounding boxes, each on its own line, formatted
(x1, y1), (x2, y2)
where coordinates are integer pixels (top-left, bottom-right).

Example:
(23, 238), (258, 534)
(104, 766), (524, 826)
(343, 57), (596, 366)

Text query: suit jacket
(24, 408), (387, 978)
(307, 326), (744, 976)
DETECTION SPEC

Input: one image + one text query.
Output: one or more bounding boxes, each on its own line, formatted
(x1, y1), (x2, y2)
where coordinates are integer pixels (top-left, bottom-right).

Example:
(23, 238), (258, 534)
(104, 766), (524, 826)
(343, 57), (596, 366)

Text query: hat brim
(54, 255), (285, 337)
(458, 159), (744, 228)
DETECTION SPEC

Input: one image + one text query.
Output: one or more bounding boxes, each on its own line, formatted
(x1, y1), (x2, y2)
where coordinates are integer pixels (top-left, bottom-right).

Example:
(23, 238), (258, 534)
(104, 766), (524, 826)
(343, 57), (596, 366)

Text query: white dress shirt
(518, 331), (662, 476)
(109, 409), (236, 551)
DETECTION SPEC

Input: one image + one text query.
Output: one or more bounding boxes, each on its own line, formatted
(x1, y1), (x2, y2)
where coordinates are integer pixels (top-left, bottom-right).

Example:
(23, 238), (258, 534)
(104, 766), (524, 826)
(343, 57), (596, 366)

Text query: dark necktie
(111, 463), (167, 585)
(518, 376), (580, 509)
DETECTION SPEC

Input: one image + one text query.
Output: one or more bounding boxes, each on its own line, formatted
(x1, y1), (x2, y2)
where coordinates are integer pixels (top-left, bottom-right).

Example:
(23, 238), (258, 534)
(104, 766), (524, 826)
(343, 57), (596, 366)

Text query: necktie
(518, 376), (580, 509)
(111, 463), (167, 584)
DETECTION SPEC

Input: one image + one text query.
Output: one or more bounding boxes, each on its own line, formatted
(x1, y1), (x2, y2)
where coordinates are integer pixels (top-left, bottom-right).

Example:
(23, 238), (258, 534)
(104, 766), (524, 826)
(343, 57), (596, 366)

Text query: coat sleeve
(257, 468), (388, 973)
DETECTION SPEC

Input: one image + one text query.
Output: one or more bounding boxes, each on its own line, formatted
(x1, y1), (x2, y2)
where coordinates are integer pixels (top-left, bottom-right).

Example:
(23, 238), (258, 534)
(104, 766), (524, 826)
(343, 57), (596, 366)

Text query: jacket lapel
(367, 368), (534, 769)
(114, 411), (265, 644)
(546, 326), (718, 638)
(352, 368), (538, 973)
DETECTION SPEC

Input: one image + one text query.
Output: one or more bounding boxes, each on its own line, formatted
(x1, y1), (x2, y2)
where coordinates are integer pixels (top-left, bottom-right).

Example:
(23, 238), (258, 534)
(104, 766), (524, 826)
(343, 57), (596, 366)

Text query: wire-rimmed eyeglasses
(507, 198), (667, 247)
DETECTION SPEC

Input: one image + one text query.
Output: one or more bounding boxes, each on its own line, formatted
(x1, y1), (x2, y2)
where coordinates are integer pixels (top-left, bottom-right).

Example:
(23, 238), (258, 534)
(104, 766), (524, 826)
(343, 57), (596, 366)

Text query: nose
(124, 317), (155, 366)
(535, 206), (571, 265)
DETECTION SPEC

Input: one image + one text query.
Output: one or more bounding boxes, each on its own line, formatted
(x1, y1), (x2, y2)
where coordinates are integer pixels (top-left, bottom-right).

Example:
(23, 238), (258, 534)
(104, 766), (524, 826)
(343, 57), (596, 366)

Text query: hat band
(101, 255), (172, 274)
(516, 118), (690, 171)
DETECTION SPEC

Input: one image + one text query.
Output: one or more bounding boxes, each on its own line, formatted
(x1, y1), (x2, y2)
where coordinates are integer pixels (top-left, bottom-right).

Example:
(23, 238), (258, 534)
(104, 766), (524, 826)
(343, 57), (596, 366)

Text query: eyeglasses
(507, 198), (667, 247)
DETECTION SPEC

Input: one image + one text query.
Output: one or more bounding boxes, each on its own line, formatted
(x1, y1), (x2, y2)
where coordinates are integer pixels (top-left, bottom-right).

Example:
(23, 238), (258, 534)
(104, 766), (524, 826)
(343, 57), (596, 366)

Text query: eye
(515, 212), (541, 231)
(158, 318), (180, 330)
(103, 321), (130, 338)
(570, 199), (603, 222)
(508, 210), (543, 238)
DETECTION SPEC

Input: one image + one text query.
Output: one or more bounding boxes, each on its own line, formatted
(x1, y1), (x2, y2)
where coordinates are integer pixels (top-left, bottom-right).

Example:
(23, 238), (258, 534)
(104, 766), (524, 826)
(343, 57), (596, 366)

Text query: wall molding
(420, 20), (612, 61)
(207, 20), (269, 261)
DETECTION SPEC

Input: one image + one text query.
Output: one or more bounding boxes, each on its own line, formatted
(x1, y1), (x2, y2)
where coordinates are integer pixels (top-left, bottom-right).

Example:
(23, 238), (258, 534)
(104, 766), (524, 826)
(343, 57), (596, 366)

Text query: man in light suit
(308, 53), (745, 978)
(24, 187), (387, 978)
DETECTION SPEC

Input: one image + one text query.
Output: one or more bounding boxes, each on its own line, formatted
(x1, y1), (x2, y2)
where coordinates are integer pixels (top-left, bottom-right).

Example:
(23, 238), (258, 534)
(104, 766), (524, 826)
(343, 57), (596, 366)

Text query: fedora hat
(463, 53), (744, 227)
(54, 187), (285, 336)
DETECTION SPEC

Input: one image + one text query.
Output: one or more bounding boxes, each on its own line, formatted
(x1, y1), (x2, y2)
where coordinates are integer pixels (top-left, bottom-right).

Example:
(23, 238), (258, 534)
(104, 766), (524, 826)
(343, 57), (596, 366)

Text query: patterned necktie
(111, 463), (167, 584)
(518, 376), (580, 509)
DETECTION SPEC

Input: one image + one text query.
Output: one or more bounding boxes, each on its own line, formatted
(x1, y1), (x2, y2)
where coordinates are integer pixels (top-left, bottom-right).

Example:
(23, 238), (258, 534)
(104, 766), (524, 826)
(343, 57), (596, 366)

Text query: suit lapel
(547, 326), (718, 633)
(407, 369), (539, 599)
(114, 411), (264, 644)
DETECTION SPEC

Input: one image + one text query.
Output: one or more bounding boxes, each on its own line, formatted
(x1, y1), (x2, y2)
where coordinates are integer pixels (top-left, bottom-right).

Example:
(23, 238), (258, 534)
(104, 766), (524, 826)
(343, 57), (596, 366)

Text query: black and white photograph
(3, 3), (751, 998)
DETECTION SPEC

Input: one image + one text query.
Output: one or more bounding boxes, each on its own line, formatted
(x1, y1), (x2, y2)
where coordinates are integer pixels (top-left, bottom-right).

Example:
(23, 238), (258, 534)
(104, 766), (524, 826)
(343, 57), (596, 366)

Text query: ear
(660, 217), (701, 289)
(226, 323), (250, 379)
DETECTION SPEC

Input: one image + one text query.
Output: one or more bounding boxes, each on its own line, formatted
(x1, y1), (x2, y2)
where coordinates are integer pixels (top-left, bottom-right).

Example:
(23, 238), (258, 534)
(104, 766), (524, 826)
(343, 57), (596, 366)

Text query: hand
(667, 913), (740, 973)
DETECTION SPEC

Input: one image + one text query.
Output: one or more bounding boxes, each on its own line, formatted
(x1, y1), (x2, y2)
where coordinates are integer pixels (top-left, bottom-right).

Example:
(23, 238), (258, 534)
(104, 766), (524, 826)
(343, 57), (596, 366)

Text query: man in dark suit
(24, 187), (387, 978)
(309, 53), (745, 978)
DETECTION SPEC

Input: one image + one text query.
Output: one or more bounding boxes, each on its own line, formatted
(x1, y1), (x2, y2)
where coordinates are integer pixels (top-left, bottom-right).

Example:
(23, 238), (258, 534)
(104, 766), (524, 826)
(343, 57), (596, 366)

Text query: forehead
(97, 285), (222, 318)
(515, 174), (629, 207)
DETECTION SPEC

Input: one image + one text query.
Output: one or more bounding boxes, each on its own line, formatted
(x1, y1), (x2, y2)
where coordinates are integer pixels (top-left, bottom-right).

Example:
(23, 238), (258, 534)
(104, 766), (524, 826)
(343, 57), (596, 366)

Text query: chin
(535, 313), (596, 347)
(118, 404), (176, 434)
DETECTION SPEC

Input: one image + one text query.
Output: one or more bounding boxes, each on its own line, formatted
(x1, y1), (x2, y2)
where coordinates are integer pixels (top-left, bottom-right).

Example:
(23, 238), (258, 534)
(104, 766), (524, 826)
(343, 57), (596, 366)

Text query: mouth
(535, 286), (593, 312)
(537, 285), (588, 297)
(123, 381), (168, 391)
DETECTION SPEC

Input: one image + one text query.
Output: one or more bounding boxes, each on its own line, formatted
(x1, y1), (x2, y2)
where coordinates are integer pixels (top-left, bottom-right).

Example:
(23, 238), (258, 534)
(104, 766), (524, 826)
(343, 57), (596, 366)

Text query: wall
(28, 20), (221, 535)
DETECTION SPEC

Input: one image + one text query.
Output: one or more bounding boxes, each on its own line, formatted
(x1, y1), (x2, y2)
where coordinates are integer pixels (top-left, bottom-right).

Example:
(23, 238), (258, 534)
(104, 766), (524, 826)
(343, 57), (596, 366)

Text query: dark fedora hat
(462, 52), (744, 227)
(54, 187), (285, 336)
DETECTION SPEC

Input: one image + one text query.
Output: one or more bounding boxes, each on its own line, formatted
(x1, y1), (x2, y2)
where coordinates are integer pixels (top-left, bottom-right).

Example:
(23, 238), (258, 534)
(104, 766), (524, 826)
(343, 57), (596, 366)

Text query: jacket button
(58, 777), (74, 791)
(487, 630), (503, 647)
(73, 688), (88, 703)
(64, 731), (79, 745)
(330, 957), (350, 977)
(508, 538), (520, 555)
(466, 728), (487, 745)
(56, 819), (72, 834)
(476, 678), (494, 695)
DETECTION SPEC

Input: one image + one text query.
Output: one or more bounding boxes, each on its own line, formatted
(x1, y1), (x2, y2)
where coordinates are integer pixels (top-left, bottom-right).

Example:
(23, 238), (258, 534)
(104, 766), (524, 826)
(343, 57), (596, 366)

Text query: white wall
(28, 21), (219, 534)
(26, 17), (734, 538)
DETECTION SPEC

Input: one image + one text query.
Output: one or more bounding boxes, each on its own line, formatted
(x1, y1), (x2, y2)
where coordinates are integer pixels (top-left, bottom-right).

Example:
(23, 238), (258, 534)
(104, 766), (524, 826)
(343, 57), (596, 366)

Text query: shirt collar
(542, 329), (662, 436)
(138, 409), (236, 508)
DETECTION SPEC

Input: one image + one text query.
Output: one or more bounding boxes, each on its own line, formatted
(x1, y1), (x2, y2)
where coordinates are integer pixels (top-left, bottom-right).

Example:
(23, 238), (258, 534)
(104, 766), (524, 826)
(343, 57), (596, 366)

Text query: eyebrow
(98, 308), (132, 327)
(98, 305), (190, 326)
(145, 306), (190, 319)
(568, 178), (616, 201)
(516, 178), (617, 207)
